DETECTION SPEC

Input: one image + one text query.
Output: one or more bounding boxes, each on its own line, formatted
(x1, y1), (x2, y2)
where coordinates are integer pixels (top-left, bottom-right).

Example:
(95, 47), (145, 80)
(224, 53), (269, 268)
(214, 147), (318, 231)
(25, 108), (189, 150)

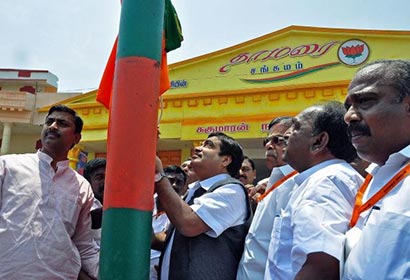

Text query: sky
(1, 0), (410, 92)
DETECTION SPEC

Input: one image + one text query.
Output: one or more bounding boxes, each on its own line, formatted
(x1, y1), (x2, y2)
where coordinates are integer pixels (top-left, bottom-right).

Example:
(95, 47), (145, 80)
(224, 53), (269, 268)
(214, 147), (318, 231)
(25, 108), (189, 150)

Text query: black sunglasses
(263, 135), (285, 146)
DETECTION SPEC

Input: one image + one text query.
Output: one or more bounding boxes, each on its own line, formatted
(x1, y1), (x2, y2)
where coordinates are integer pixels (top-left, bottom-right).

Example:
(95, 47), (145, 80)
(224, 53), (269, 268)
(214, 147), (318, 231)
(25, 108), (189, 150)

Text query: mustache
(347, 123), (371, 137)
(239, 174), (247, 179)
(45, 130), (60, 137)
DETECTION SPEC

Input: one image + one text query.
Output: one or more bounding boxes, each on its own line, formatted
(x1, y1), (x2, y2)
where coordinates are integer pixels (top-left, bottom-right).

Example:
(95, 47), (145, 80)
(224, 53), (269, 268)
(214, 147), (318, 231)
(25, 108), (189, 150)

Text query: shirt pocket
(267, 215), (284, 265)
(356, 211), (410, 279)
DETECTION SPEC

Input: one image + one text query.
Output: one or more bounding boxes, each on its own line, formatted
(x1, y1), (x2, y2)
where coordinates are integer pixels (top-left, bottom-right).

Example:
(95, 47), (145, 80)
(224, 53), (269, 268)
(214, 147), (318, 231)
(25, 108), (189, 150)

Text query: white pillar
(1, 123), (12, 155)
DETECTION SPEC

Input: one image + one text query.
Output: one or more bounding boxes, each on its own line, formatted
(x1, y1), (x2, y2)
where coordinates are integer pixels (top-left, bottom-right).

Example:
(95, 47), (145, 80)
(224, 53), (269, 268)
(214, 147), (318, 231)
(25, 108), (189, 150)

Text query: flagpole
(99, 0), (164, 278)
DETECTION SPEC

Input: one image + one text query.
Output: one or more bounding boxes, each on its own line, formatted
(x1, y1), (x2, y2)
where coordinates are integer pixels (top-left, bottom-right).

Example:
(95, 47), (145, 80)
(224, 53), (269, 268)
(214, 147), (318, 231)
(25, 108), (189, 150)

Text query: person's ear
(74, 133), (81, 145)
(404, 96), (410, 115)
(70, 133), (82, 149)
(221, 155), (232, 168)
(310, 132), (329, 153)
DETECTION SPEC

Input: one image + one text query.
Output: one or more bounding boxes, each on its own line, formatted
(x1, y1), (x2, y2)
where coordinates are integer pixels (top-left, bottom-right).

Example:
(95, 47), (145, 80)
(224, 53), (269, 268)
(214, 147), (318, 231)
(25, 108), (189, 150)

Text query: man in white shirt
(343, 59), (410, 279)
(265, 101), (363, 279)
(154, 132), (250, 280)
(0, 105), (99, 279)
(237, 116), (294, 280)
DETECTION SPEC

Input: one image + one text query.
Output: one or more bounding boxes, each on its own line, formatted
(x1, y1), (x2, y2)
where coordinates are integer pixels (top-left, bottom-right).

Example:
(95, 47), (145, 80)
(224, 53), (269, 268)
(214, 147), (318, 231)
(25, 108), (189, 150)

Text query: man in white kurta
(0, 105), (99, 279)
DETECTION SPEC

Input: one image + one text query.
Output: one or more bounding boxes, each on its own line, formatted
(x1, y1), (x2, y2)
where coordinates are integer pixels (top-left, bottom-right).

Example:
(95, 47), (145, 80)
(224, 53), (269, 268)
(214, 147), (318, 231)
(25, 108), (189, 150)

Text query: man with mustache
(239, 156), (257, 186)
(265, 101), (363, 279)
(154, 132), (251, 280)
(0, 105), (99, 279)
(237, 116), (294, 280)
(247, 117), (293, 202)
(343, 59), (410, 279)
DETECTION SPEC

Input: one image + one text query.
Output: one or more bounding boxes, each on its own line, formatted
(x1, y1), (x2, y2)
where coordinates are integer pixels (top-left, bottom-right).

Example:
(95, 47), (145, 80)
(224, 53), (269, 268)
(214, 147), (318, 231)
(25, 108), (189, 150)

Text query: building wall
(7, 132), (40, 154)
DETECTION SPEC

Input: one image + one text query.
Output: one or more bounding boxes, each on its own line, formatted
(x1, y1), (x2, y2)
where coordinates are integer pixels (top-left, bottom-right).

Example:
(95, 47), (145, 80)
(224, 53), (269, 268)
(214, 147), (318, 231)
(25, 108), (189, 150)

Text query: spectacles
(263, 135), (285, 146)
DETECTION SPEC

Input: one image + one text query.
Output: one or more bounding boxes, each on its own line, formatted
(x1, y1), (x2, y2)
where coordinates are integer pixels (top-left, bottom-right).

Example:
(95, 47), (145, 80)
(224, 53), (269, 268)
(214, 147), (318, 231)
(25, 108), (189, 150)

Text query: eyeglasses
(263, 135), (285, 146)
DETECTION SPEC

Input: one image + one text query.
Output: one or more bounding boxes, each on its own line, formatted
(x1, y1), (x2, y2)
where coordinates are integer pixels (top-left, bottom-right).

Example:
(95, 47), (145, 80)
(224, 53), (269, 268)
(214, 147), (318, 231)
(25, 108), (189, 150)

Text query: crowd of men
(0, 58), (409, 279)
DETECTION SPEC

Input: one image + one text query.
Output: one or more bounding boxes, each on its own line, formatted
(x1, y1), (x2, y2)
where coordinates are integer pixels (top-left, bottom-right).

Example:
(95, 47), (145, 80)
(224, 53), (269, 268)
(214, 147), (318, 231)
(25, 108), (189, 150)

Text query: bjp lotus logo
(338, 39), (370, 66)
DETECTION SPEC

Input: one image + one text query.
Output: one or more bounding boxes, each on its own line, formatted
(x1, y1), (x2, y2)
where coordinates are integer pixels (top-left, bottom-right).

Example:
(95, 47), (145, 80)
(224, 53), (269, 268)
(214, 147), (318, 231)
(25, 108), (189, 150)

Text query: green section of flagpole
(117, 0), (165, 60)
(99, 208), (152, 279)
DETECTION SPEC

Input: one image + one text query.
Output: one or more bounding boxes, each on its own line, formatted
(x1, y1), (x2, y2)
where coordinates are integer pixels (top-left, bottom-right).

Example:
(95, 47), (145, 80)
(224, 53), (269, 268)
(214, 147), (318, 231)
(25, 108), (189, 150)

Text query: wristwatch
(154, 172), (167, 183)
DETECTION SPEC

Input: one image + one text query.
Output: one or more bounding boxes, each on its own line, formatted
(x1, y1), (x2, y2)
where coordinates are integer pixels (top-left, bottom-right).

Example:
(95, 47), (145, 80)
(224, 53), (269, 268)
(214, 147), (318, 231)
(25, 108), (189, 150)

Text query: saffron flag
(97, 0), (183, 109)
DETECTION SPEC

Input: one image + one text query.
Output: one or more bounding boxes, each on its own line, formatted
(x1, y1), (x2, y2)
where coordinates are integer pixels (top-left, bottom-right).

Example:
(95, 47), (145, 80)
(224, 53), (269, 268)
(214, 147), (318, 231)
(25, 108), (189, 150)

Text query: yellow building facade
(47, 25), (410, 177)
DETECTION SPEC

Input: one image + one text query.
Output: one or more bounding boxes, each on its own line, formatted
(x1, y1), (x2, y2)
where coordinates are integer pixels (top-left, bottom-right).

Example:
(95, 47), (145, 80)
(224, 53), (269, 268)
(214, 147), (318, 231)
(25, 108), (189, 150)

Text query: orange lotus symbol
(342, 44), (364, 63)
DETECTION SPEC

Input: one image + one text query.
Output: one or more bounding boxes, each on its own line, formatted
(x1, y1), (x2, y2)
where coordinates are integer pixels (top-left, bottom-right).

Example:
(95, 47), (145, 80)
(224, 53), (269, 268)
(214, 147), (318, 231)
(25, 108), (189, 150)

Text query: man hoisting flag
(96, 0), (182, 279)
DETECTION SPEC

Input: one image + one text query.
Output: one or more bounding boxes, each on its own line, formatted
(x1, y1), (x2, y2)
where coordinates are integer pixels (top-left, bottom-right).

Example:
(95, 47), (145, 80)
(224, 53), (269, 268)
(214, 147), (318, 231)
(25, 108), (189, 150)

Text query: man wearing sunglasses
(238, 116), (295, 280)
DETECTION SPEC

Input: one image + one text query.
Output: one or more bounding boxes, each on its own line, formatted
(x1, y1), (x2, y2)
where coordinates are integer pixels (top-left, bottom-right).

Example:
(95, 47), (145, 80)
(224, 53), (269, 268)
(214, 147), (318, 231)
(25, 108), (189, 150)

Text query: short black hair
(268, 116), (293, 130)
(207, 132), (244, 178)
(310, 101), (357, 162)
(84, 158), (107, 182)
(356, 59), (410, 102)
(243, 155), (255, 170)
(164, 165), (187, 184)
(47, 104), (83, 133)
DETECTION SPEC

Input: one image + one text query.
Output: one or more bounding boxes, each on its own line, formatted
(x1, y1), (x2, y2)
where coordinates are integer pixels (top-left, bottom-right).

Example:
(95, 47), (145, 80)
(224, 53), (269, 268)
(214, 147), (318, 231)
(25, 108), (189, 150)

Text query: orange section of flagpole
(104, 56), (160, 211)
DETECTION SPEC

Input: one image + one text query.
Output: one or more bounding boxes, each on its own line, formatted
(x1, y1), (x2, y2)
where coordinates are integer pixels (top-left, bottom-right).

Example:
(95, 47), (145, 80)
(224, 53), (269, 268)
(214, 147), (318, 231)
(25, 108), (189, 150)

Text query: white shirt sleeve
(190, 183), (247, 237)
(291, 176), (353, 272)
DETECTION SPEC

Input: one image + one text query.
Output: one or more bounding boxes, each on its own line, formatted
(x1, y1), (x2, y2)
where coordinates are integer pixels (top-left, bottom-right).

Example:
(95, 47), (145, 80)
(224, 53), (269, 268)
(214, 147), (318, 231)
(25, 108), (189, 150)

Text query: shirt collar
(294, 158), (345, 185)
(197, 173), (231, 191)
(278, 164), (294, 176)
(37, 150), (70, 169)
(367, 144), (410, 175)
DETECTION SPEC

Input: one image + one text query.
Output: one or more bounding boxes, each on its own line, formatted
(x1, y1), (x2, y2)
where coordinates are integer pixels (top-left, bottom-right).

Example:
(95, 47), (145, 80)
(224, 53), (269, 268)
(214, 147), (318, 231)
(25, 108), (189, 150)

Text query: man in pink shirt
(0, 104), (99, 279)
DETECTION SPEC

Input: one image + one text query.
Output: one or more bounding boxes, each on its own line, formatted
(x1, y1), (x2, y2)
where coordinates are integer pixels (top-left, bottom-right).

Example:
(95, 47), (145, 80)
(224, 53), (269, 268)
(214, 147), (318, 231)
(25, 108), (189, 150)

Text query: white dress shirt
(237, 165), (296, 280)
(343, 145), (410, 279)
(265, 159), (363, 279)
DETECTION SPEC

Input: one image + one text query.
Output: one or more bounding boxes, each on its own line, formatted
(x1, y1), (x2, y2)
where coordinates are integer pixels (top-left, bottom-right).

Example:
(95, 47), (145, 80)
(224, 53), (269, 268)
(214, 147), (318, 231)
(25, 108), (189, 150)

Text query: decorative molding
(203, 98), (212, 105)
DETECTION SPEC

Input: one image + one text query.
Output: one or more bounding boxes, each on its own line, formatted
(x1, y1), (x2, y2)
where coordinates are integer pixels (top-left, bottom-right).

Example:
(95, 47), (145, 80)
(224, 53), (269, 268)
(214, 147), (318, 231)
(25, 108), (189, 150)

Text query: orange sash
(257, 171), (298, 202)
(349, 163), (410, 228)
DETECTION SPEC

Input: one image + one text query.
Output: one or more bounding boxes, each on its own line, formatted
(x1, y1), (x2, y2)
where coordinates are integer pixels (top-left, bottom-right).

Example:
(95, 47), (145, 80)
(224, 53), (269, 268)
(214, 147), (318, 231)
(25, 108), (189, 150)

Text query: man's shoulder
(208, 176), (244, 191)
(310, 160), (357, 179)
(302, 161), (363, 195)
(0, 153), (37, 165)
(0, 152), (36, 159)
